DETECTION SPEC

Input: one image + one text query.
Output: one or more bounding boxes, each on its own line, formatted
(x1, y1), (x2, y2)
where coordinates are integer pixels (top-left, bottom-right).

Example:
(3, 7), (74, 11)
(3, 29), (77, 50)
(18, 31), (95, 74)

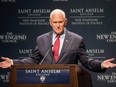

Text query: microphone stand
(39, 45), (53, 64)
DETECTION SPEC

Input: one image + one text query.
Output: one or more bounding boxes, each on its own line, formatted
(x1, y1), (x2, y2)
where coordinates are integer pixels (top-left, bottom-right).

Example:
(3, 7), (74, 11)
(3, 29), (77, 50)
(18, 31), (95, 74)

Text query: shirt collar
(52, 28), (66, 40)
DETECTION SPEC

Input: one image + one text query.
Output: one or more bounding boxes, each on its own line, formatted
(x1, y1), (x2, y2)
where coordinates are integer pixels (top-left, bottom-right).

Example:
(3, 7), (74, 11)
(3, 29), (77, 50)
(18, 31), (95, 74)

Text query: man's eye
(52, 21), (64, 23)
(53, 22), (57, 23)
(59, 21), (63, 23)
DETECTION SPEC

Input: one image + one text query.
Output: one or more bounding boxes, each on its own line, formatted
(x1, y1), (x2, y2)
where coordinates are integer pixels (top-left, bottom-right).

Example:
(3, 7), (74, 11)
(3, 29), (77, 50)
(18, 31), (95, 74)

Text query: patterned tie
(53, 35), (60, 62)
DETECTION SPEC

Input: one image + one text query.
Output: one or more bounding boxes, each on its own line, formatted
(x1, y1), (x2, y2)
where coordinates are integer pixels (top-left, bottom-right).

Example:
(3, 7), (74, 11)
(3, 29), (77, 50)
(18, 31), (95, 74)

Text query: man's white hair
(50, 9), (66, 19)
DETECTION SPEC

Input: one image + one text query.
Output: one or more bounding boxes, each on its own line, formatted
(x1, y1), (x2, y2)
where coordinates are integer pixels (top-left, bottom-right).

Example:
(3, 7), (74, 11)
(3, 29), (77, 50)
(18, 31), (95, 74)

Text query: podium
(9, 64), (92, 87)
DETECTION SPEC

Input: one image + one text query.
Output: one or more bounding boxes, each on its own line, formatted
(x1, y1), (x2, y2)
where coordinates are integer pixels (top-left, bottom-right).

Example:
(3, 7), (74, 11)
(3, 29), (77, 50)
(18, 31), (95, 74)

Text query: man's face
(49, 13), (67, 34)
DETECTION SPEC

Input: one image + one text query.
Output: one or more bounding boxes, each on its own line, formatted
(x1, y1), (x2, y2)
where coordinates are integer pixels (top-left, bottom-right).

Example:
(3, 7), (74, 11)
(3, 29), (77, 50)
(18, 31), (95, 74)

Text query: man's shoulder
(67, 30), (83, 39)
(37, 31), (52, 39)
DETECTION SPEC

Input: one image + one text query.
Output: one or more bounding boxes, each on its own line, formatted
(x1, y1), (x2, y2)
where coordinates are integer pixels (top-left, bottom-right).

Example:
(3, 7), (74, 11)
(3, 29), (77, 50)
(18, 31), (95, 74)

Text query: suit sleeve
(78, 39), (106, 72)
(13, 38), (43, 64)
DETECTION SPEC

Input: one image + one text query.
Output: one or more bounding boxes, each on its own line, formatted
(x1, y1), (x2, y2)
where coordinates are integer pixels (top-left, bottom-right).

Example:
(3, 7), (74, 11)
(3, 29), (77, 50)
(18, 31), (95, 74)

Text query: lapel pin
(65, 40), (68, 43)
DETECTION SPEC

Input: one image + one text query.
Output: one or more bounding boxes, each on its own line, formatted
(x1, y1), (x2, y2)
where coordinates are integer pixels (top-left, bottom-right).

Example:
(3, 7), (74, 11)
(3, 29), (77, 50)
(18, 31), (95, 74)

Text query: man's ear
(49, 19), (52, 26)
(65, 18), (68, 26)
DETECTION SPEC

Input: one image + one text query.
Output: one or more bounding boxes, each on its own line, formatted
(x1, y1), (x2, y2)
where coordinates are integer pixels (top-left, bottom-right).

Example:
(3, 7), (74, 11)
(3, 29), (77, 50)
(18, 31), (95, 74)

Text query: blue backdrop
(0, 0), (116, 87)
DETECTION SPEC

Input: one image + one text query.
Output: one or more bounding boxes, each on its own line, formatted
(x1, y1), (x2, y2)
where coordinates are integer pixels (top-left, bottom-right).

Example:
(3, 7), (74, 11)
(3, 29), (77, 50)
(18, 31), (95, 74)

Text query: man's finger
(1, 57), (8, 60)
(107, 58), (115, 62)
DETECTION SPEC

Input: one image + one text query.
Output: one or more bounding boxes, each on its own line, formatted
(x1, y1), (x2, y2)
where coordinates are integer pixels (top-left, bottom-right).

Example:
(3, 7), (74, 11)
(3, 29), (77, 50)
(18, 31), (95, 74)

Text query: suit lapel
(45, 31), (54, 63)
(47, 29), (71, 64)
(57, 30), (71, 63)
(46, 31), (53, 49)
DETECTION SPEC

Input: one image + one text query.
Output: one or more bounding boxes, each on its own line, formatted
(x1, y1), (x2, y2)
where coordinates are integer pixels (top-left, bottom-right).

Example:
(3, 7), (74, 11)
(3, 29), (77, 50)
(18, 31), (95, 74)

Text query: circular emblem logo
(40, 76), (45, 82)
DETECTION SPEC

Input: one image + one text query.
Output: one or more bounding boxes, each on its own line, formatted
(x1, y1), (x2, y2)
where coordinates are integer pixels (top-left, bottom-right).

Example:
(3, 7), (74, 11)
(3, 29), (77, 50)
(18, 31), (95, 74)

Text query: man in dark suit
(0, 9), (116, 72)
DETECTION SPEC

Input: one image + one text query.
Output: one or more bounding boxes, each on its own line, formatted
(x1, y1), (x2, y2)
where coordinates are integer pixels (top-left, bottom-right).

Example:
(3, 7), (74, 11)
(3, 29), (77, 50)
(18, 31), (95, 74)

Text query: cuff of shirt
(11, 59), (14, 65)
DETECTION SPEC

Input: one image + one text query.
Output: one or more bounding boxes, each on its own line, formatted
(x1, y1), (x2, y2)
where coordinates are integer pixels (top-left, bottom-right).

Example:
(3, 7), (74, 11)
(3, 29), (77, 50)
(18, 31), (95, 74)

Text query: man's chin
(54, 30), (64, 35)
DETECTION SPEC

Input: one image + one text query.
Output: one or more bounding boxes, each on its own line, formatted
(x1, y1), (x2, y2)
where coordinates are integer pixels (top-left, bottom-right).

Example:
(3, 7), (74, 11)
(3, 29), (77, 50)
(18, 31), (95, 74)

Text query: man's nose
(56, 23), (60, 27)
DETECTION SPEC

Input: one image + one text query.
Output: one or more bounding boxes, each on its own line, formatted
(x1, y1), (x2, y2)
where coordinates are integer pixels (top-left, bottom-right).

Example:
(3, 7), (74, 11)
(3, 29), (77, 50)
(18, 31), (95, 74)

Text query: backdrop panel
(0, 0), (116, 87)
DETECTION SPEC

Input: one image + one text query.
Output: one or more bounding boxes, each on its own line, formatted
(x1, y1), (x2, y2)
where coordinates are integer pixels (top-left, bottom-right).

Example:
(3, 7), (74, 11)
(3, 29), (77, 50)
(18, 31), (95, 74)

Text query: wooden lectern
(9, 64), (92, 87)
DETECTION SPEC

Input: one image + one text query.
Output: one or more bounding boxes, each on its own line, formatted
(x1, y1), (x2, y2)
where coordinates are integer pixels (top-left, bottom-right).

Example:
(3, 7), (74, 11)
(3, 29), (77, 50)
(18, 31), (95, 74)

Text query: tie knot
(56, 34), (60, 38)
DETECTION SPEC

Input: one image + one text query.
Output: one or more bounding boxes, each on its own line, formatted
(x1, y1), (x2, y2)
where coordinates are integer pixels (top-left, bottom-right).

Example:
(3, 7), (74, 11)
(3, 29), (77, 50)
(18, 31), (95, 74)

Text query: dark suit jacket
(14, 29), (104, 72)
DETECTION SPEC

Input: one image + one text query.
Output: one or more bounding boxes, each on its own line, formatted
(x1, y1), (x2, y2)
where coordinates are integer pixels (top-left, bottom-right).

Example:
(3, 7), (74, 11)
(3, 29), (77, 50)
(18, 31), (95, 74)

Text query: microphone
(39, 45), (53, 64)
